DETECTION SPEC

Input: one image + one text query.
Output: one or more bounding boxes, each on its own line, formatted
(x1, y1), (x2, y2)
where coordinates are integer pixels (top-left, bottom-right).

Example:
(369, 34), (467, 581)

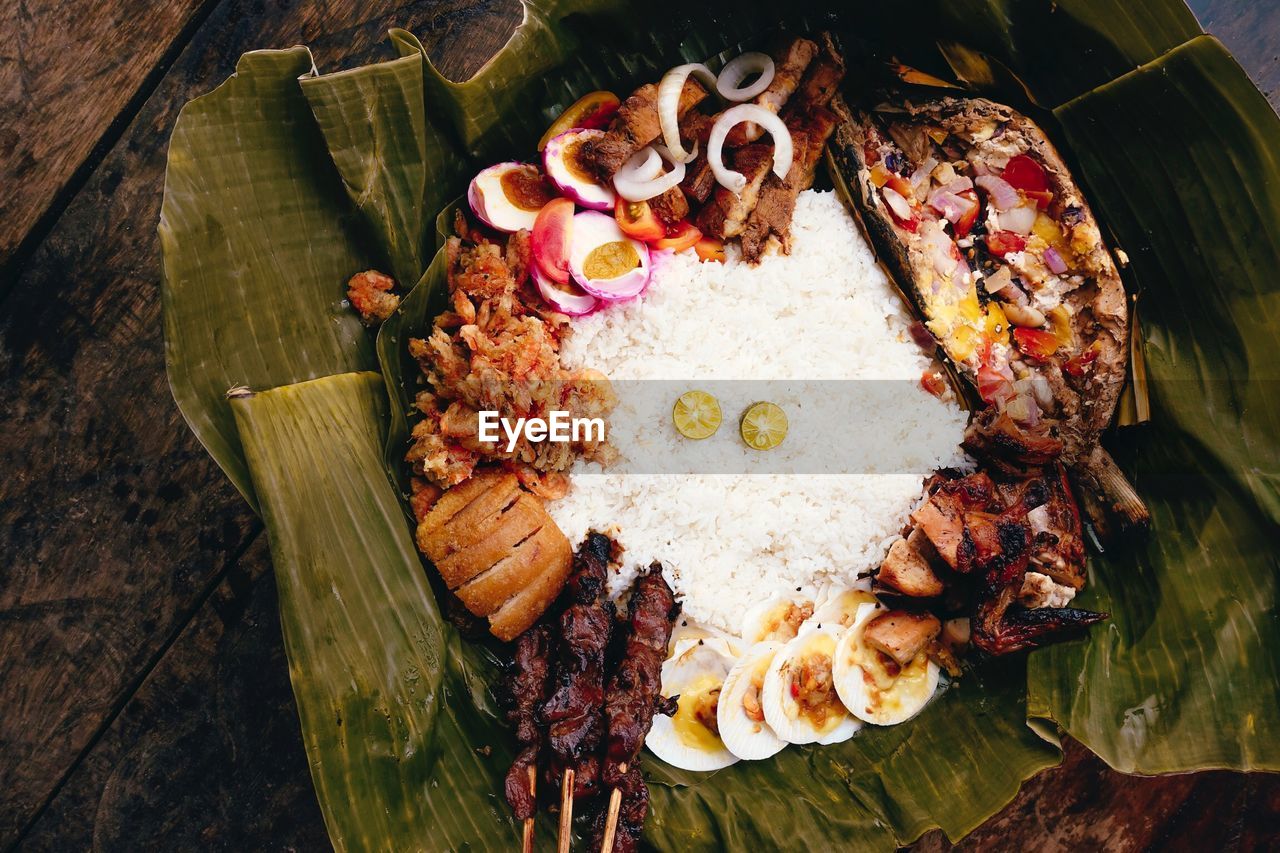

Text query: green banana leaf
(159, 1), (1280, 850)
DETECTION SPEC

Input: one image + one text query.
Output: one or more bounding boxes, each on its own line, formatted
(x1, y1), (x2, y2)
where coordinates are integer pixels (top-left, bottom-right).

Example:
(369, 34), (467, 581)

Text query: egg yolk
(583, 241), (640, 280)
(500, 167), (557, 211)
(670, 676), (724, 752)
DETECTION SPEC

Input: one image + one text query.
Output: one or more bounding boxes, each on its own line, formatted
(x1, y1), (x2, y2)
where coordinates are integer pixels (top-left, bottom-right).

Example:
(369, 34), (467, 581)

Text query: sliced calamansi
(833, 602), (941, 726)
(647, 638), (739, 772)
(740, 401), (787, 450)
(673, 390), (722, 439)
(761, 628), (861, 745)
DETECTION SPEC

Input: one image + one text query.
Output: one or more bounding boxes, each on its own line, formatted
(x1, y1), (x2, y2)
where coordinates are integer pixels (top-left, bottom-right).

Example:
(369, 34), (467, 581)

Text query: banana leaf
(160, 1), (1280, 850)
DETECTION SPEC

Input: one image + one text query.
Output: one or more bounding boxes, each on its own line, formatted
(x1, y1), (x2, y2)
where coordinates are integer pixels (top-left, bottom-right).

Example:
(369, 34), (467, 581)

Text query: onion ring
(707, 104), (794, 195)
(613, 145), (687, 202)
(658, 63), (717, 163)
(716, 52), (775, 101)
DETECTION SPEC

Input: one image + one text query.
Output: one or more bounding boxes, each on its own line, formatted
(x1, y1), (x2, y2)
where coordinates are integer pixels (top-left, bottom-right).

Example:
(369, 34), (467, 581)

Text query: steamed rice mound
(551, 191), (969, 632)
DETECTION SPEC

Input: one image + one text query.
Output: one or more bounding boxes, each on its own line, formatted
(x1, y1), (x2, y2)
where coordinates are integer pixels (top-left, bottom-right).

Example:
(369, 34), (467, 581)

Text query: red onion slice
(975, 174), (1019, 210)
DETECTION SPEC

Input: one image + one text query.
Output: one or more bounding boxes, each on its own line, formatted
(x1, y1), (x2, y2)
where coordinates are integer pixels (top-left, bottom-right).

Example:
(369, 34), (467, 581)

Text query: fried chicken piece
(346, 270), (400, 325)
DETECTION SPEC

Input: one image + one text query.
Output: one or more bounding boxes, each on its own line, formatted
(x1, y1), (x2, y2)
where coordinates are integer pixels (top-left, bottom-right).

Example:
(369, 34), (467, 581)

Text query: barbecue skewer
(522, 764), (537, 853)
(557, 767), (575, 853)
(598, 762), (626, 853)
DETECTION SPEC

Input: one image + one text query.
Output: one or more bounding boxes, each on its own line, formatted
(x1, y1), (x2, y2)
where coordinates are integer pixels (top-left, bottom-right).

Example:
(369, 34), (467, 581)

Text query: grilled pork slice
(417, 469), (572, 640)
(829, 94), (1147, 529)
(696, 143), (774, 239)
(726, 36), (818, 146)
(740, 34), (845, 262)
(583, 79), (708, 180)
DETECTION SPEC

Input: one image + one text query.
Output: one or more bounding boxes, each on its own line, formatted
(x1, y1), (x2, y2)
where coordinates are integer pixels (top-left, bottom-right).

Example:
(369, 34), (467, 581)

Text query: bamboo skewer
(598, 763), (627, 853)
(522, 764), (537, 853)
(557, 768), (575, 853)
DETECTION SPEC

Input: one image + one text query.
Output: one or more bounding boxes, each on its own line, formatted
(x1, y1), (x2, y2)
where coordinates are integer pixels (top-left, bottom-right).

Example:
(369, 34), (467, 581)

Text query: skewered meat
(590, 764), (648, 853)
(417, 469), (573, 640)
(602, 563), (679, 787)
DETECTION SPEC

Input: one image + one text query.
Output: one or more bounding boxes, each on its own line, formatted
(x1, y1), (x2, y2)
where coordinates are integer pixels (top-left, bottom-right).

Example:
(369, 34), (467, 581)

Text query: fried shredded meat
(346, 270), (400, 325)
(405, 216), (616, 488)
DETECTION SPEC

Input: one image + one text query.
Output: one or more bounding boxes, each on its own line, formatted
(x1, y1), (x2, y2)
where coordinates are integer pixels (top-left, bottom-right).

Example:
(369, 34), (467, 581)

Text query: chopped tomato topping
(1012, 327), (1061, 361)
(885, 175), (913, 199)
(920, 369), (947, 398)
(614, 198), (665, 242)
(1002, 155), (1049, 193)
(1024, 189), (1054, 210)
(1064, 344), (1101, 377)
(985, 230), (1027, 258)
(694, 235), (726, 263)
(954, 189), (981, 237)
(653, 220), (702, 252)
(977, 363), (1014, 405)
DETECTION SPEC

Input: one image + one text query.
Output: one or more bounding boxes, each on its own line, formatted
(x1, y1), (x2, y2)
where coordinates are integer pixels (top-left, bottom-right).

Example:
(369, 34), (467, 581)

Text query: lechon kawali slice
(487, 536), (574, 641)
(455, 520), (568, 613)
(419, 470), (521, 560)
(434, 491), (546, 589)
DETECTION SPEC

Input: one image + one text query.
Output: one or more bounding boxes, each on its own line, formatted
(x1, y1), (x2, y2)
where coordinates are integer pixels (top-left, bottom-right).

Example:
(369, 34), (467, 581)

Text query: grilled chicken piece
(726, 36), (818, 146)
(909, 471), (997, 569)
(878, 538), (945, 597)
(583, 79), (709, 180)
(696, 144), (774, 239)
(863, 611), (941, 667)
(417, 469), (573, 640)
(830, 94), (1148, 530)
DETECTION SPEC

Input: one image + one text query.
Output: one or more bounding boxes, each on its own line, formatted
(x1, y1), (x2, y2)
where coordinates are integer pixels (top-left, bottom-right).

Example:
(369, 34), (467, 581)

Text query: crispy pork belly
(583, 79), (708, 180)
(726, 37), (818, 146)
(696, 143), (773, 239)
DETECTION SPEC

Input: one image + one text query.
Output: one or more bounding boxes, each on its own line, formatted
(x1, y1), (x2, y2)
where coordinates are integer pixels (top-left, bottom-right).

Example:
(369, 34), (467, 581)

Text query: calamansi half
(673, 391), (723, 440)
(740, 401), (787, 451)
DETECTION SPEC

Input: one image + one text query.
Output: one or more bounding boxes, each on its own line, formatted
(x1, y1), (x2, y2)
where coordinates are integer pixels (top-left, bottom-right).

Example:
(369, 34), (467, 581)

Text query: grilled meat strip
(726, 36), (819, 146)
(501, 622), (553, 820)
(602, 563), (679, 788)
(583, 80), (709, 181)
(696, 143), (774, 239)
(741, 34), (845, 262)
(830, 95), (1148, 530)
(589, 764), (649, 853)
(539, 532), (615, 793)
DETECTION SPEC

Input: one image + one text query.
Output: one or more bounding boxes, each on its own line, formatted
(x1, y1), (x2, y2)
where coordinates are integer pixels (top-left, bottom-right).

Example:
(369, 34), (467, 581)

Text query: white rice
(551, 191), (969, 633)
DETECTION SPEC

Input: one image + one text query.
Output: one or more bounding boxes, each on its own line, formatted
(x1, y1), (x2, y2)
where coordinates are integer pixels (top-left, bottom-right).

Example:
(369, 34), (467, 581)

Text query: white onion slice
(707, 104), (794, 195)
(612, 145), (686, 202)
(658, 63), (717, 163)
(716, 52), (775, 101)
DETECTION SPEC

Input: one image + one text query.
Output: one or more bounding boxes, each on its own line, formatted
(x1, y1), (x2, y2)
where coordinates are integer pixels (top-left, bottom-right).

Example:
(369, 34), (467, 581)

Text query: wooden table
(1, 1), (1277, 849)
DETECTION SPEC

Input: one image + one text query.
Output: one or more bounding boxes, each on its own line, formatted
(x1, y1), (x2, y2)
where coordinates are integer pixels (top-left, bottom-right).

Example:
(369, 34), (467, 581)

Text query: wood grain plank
(0, 0), (521, 845)
(0, 0), (216, 275)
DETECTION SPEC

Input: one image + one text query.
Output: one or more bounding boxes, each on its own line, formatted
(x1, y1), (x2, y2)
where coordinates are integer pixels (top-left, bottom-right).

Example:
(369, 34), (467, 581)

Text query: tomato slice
(1064, 344), (1101, 377)
(653, 220), (702, 252)
(1001, 154), (1049, 193)
(538, 91), (621, 151)
(694, 235), (726, 263)
(985, 230), (1027, 258)
(885, 175), (914, 199)
(614, 198), (665, 242)
(920, 368), (947, 398)
(977, 364), (1014, 405)
(1012, 327), (1061, 361)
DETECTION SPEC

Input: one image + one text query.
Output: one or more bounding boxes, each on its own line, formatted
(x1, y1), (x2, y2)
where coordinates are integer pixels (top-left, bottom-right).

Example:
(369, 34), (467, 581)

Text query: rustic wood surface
(0, 0), (1276, 850)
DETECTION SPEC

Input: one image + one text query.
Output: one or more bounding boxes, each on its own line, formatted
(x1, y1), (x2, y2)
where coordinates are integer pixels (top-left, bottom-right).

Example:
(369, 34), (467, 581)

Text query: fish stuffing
(830, 94), (1148, 530)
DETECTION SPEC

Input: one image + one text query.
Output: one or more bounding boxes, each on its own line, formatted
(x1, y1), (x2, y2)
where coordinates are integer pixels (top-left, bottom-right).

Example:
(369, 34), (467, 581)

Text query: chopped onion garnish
(1001, 204), (1037, 235)
(882, 186), (914, 222)
(658, 63), (717, 163)
(716, 52), (775, 101)
(707, 104), (794, 194)
(613, 145), (686, 202)
(975, 174), (1019, 210)
(1043, 246), (1068, 275)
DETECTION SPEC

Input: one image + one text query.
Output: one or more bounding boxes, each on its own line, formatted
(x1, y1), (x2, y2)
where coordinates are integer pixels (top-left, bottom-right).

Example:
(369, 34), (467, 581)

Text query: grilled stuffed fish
(829, 94), (1148, 530)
